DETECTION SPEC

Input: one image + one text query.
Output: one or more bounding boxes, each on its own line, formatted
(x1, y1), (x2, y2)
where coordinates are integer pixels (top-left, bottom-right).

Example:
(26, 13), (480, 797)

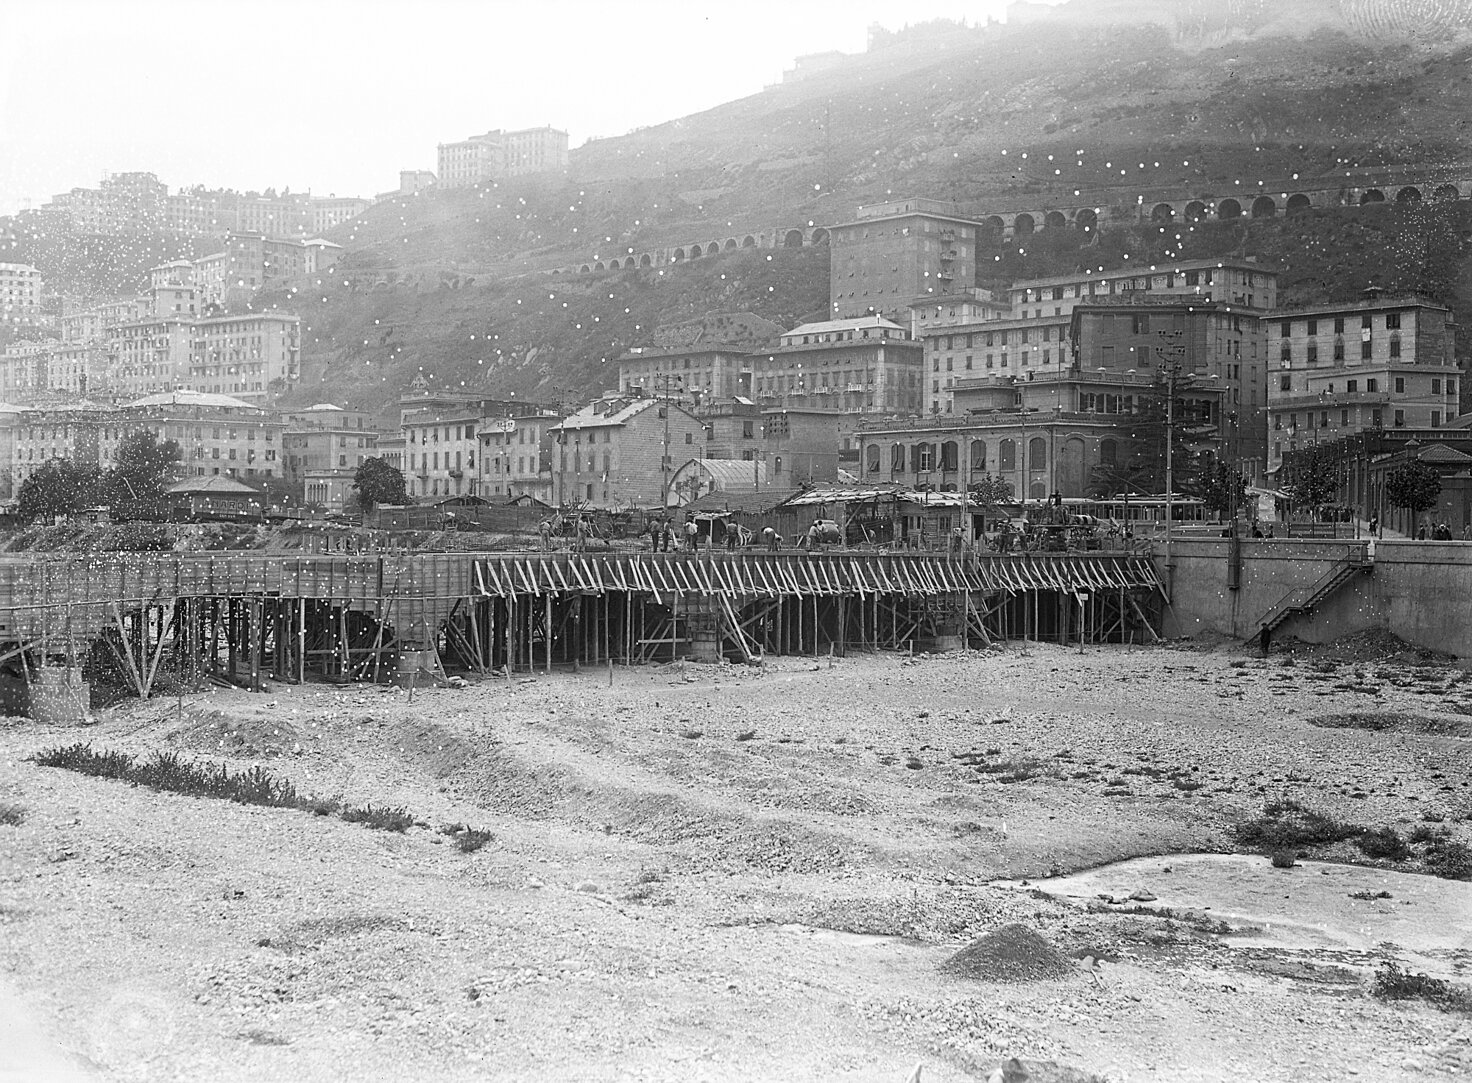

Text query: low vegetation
(1373, 962), (1472, 1014)
(0, 802), (26, 826)
(32, 743), (424, 836)
(438, 823), (495, 853)
(1236, 800), (1472, 880)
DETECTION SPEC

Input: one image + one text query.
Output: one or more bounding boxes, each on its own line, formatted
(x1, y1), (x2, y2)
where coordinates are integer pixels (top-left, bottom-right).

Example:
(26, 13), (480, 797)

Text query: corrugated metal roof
(126, 390), (258, 410)
(785, 316), (905, 336)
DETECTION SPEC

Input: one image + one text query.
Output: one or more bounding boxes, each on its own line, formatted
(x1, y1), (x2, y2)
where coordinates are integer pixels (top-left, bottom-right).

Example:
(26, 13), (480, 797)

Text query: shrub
(1423, 837), (1472, 881)
(1233, 800), (1360, 852)
(0, 803), (25, 826)
(339, 804), (415, 832)
(1270, 850), (1297, 868)
(1373, 962), (1472, 1012)
(1356, 826), (1411, 861)
(453, 827), (494, 853)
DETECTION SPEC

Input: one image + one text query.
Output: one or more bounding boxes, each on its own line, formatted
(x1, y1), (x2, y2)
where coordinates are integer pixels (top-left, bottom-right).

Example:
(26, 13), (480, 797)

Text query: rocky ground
(2, 639), (1471, 1082)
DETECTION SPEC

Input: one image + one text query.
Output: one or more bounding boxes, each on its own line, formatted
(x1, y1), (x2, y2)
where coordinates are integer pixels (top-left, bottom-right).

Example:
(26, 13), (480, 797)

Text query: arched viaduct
(552, 225), (829, 276)
(972, 178), (1472, 240)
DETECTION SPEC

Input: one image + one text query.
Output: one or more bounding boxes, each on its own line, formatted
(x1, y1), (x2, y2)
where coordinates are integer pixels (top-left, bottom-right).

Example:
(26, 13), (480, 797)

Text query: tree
(16, 460), (101, 523)
(102, 430), (182, 522)
(966, 473), (1014, 509)
(1089, 373), (1217, 498)
(1282, 442), (1339, 515)
(1385, 459), (1442, 534)
(1200, 460), (1249, 520)
(352, 457), (409, 515)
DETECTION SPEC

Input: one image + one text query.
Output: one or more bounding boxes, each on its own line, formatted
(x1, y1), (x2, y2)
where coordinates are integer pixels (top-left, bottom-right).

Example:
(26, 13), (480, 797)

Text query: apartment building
(9, 390), (284, 491)
(920, 313), (1075, 415)
(436, 126), (569, 188)
(617, 345), (755, 402)
(829, 198), (978, 320)
(478, 412), (559, 503)
(0, 264), (43, 329)
(402, 407), (481, 499)
(549, 395), (706, 508)
(0, 339), (111, 398)
(751, 316), (924, 417)
(1008, 259), (1278, 321)
(188, 312), (301, 403)
(1264, 290), (1461, 473)
(281, 403), (379, 489)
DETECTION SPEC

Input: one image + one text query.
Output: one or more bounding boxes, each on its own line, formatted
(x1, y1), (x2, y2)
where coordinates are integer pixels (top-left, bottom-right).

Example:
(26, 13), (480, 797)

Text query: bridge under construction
(0, 550), (1164, 710)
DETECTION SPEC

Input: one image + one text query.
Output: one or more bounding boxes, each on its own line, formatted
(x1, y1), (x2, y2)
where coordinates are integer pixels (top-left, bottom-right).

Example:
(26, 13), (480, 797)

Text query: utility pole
(652, 373), (683, 508)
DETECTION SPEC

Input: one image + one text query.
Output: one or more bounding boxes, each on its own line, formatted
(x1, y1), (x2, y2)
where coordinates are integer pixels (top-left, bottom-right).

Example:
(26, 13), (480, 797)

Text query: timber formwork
(0, 551), (1164, 698)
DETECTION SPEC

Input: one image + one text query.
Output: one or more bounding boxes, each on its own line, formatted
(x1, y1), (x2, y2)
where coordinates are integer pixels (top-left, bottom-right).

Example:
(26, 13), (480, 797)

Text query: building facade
(549, 395), (706, 508)
(0, 264), (43, 331)
(1008, 259), (1278, 321)
(478, 412), (559, 503)
(829, 199), (978, 320)
(437, 126), (569, 188)
(282, 404), (379, 493)
(1264, 291), (1461, 475)
(617, 346), (755, 403)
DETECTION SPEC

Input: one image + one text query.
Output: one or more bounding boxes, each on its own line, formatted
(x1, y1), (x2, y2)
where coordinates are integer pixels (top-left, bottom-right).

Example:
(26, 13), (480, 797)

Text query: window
(1432, 411), (1442, 427)
(1334, 339), (1345, 361)
(1307, 319), (1318, 336)
(1347, 379), (1357, 392)
(1280, 344), (1292, 363)
(1433, 379), (1442, 394)
(1279, 323), (1290, 339)
(1279, 374), (1292, 391)
(742, 420), (754, 438)
(1361, 339), (1372, 360)
(1342, 410), (1349, 426)
(970, 440), (986, 470)
(1307, 343), (1318, 365)
(1394, 409), (1405, 427)
(1389, 334), (1401, 358)
(684, 432), (693, 444)
(1334, 317), (1344, 334)
(1372, 409), (1382, 427)
(1274, 415), (1282, 430)
(1386, 312), (1401, 330)
(999, 439), (1015, 471)
(1395, 377), (1405, 394)
(1321, 412), (1329, 428)
(1362, 315), (1373, 329)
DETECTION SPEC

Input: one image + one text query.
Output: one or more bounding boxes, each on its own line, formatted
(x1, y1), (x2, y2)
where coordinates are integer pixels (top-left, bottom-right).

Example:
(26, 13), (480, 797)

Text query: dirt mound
(1276, 629), (1459, 665)
(1307, 712), (1472, 738)
(166, 713), (302, 757)
(940, 923), (1072, 983)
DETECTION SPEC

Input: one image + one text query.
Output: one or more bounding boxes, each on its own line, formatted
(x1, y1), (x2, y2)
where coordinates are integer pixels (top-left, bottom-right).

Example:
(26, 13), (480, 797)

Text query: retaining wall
(1161, 538), (1472, 656)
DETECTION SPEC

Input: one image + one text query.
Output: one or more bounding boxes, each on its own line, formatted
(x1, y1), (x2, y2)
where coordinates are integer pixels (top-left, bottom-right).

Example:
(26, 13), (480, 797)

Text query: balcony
(448, 469), (464, 478)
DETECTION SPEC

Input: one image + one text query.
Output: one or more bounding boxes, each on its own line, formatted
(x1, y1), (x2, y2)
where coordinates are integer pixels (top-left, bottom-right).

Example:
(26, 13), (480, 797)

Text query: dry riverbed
(2, 640), (1471, 1082)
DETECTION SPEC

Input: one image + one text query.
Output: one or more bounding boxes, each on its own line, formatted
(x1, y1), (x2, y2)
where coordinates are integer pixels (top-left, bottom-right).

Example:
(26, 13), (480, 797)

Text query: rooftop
(785, 316), (906, 337)
(125, 390), (258, 411)
(1012, 258), (1278, 291)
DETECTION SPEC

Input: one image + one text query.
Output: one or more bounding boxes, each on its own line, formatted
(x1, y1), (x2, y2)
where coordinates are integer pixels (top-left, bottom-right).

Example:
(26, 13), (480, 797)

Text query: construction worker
(763, 525), (779, 551)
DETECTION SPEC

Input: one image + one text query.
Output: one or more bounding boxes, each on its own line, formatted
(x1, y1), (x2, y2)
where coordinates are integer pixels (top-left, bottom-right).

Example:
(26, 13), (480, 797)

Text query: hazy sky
(0, 0), (1064, 215)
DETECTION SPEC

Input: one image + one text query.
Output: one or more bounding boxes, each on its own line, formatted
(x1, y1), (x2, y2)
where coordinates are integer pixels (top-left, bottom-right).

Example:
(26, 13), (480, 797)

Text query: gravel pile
(941, 923), (1073, 983)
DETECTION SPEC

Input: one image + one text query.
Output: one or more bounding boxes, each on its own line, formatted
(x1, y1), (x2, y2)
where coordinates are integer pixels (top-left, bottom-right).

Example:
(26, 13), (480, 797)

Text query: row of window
(1278, 313), (1400, 336)
(863, 436), (1123, 474)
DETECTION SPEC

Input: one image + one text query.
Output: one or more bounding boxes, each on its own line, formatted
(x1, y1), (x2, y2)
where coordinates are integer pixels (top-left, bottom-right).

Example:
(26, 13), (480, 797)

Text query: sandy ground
(2, 640), (1471, 1082)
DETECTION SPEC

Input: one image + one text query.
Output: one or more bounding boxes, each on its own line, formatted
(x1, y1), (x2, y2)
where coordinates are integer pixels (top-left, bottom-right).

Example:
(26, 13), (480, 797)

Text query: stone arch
(579, 264), (591, 274)
(810, 228), (829, 245)
(741, 235), (756, 248)
(1286, 193), (1312, 215)
(639, 253), (652, 267)
(1433, 184), (1460, 202)
(594, 261), (605, 271)
(671, 248), (684, 262)
(784, 229), (804, 248)
(1218, 198), (1242, 219)
(1044, 210), (1068, 230)
(1028, 436), (1047, 471)
(1251, 195), (1276, 218)
(864, 444), (880, 474)
(940, 440), (959, 472)
(982, 215), (1005, 234)
(1396, 186), (1422, 204)
(1150, 202), (1174, 222)
(998, 438), (1016, 472)
(623, 257), (637, 269)
(723, 238), (738, 251)
(1028, 480), (1047, 499)
(551, 269), (561, 275)
(1184, 200), (1207, 221)
(970, 439), (986, 471)
(1074, 208), (1097, 232)
(1013, 213), (1036, 236)
(1360, 189), (1385, 204)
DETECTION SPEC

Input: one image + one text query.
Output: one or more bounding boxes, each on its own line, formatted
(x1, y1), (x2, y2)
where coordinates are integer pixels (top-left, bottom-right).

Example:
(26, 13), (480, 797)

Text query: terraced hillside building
(1264, 290), (1462, 476)
(549, 395), (706, 509)
(829, 198), (979, 320)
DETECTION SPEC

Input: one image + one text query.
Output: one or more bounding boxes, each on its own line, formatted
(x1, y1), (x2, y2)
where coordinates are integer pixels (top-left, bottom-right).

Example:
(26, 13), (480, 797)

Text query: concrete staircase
(1257, 555), (1373, 647)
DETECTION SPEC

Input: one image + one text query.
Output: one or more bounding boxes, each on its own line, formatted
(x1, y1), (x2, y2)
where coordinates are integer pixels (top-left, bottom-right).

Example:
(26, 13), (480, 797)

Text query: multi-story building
(1069, 297), (1263, 481)
(402, 406), (481, 500)
(399, 170), (437, 195)
(311, 198), (371, 234)
(478, 411), (560, 503)
(437, 127), (569, 188)
(0, 264), (43, 330)
(828, 198), (979, 320)
(0, 339), (111, 398)
(751, 316), (924, 430)
(920, 312), (1075, 416)
(113, 318), (195, 398)
(281, 403), (379, 492)
(1264, 290), (1461, 475)
(905, 288), (1009, 339)
(617, 345), (755, 402)
(1008, 259), (1278, 321)
(549, 394), (706, 508)
(699, 400), (842, 486)
(187, 313), (300, 402)
(8, 390), (285, 492)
